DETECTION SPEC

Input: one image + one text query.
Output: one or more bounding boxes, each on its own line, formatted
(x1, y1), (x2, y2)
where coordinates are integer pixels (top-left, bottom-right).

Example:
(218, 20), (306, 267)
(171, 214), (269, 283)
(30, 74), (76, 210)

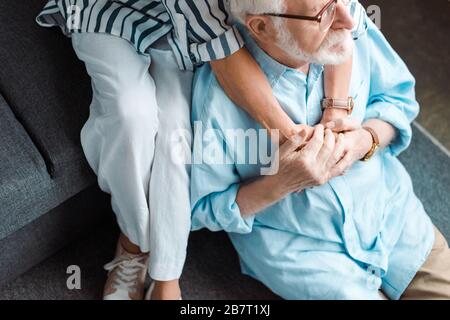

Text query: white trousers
(71, 33), (193, 281)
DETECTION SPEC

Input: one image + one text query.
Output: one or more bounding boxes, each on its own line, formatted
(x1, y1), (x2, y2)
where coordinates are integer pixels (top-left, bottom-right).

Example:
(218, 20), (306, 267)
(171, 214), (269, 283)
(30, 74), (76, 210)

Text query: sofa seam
(0, 87), (55, 178)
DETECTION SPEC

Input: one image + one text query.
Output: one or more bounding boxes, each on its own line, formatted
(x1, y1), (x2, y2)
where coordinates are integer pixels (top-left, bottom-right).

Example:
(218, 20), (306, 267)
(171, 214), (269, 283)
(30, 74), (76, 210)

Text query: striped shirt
(36, 0), (243, 70)
(36, 0), (366, 71)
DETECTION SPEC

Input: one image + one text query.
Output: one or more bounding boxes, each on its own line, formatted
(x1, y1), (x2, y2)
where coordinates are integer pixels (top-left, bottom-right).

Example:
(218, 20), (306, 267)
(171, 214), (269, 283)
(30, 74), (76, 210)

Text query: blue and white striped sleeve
(176, 0), (244, 63)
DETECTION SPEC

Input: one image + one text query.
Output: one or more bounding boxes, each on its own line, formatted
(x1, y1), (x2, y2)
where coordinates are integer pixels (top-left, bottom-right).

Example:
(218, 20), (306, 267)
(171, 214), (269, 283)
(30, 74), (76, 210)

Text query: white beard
(274, 19), (354, 66)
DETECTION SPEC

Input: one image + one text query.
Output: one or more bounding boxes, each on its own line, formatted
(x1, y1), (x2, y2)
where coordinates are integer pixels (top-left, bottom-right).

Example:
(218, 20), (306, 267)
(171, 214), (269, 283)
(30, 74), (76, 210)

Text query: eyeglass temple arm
(264, 13), (321, 22)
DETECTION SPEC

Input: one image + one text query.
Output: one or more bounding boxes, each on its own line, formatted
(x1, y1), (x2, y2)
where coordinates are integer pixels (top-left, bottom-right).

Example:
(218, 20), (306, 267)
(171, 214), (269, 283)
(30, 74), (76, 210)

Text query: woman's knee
(105, 86), (159, 137)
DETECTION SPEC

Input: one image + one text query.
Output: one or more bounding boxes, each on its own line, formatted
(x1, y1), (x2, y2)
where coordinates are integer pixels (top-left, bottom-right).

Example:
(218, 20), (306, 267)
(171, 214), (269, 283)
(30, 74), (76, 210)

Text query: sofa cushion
(0, 94), (95, 240)
(0, 95), (49, 238)
(0, 0), (92, 179)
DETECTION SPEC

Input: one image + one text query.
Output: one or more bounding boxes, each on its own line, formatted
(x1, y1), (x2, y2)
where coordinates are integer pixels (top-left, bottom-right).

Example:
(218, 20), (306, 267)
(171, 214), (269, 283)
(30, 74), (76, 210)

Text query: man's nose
(331, 1), (355, 31)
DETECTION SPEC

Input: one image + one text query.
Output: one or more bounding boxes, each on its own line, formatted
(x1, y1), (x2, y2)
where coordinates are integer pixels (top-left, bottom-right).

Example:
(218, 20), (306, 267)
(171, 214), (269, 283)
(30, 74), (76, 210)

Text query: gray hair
(229, 0), (286, 24)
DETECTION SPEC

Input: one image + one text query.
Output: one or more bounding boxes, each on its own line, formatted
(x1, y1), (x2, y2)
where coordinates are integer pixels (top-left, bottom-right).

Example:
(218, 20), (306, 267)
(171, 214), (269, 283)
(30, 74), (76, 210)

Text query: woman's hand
(286, 124), (315, 145)
(325, 118), (373, 176)
(320, 108), (349, 126)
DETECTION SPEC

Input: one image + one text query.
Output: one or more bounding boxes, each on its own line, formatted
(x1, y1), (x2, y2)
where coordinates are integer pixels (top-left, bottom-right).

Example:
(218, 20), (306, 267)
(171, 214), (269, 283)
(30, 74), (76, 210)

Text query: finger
(300, 125), (315, 141)
(288, 125), (314, 143)
(335, 133), (346, 160)
(327, 133), (346, 168)
(317, 128), (336, 164)
(281, 129), (307, 154)
(326, 117), (361, 133)
(330, 151), (353, 178)
(300, 124), (325, 157)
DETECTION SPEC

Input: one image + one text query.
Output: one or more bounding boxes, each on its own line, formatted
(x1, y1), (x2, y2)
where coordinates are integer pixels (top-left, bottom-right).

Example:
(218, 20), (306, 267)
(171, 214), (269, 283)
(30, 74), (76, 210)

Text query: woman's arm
(321, 56), (354, 124)
(324, 57), (353, 100)
(210, 47), (298, 143)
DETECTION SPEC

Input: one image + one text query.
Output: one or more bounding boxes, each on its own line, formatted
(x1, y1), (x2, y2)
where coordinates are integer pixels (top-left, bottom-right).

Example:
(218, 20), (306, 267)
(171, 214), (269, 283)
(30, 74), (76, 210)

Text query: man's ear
(245, 15), (274, 43)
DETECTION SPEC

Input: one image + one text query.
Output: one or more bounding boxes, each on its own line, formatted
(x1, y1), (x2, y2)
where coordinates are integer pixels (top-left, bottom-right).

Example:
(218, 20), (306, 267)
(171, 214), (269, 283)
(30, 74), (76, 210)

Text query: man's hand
(236, 125), (346, 217)
(273, 125), (346, 194)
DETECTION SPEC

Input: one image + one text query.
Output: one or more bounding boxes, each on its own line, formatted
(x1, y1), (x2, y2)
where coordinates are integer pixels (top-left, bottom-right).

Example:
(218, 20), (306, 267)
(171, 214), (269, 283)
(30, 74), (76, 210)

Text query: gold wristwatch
(321, 97), (354, 115)
(361, 126), (380, 162)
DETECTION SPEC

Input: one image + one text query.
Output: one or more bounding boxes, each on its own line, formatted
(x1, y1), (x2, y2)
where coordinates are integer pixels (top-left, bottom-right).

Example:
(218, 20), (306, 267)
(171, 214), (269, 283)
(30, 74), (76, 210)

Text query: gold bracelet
(361, 127), (380, 162)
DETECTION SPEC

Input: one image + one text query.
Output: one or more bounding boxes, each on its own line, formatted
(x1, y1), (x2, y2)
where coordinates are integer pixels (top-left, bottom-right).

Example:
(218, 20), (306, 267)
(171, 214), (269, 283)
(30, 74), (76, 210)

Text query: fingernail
(298, 129), (307, 137)
(326, 121), (335, 129)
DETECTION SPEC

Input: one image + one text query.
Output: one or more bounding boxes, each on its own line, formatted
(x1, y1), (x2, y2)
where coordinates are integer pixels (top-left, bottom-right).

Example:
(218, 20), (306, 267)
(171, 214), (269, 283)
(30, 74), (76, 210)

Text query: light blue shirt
(190, 17), (435, 299)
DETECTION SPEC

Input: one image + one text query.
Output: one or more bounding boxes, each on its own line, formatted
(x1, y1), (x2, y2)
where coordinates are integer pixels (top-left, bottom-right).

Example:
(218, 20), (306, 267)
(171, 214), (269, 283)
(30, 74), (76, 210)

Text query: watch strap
(321, 97), (354, 114)
(361, 126), (380, 161)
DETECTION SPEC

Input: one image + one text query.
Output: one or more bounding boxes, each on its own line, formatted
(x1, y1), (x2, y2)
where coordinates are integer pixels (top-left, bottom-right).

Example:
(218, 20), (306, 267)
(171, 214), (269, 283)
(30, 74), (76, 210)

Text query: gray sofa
(0, 0), (112, 286)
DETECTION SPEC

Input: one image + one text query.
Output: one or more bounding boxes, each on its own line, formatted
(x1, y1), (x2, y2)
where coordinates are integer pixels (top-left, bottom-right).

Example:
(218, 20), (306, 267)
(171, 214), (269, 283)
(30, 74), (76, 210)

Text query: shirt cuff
(364, 101), (414, 156)
(214, 183), (255, 234)
(189, 25), (245, 64)
(194, 183), (253, 234)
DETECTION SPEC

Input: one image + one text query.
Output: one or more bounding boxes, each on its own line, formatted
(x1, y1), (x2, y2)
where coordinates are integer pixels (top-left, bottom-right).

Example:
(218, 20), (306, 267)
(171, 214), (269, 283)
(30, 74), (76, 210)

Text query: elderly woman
(190, 0), (450, 299)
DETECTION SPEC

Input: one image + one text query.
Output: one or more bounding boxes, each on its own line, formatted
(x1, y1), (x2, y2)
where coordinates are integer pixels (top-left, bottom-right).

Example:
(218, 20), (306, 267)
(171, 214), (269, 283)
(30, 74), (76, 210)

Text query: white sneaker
(103, 241), (149, 300)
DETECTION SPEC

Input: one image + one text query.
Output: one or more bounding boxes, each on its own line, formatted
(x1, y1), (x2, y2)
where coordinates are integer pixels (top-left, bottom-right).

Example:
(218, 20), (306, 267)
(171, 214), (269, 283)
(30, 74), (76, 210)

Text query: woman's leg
(71, 32), (159, 299)
(146, 41), (194, 299)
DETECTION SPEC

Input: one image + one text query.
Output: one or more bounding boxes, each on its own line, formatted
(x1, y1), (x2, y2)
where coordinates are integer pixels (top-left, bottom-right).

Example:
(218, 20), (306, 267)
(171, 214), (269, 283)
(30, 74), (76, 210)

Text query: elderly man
(190, 0), (450, 299)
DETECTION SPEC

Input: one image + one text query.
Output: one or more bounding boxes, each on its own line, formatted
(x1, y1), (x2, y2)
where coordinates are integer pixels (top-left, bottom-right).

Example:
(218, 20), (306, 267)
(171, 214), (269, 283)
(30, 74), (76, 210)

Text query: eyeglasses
(263, 0), (351, 32)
